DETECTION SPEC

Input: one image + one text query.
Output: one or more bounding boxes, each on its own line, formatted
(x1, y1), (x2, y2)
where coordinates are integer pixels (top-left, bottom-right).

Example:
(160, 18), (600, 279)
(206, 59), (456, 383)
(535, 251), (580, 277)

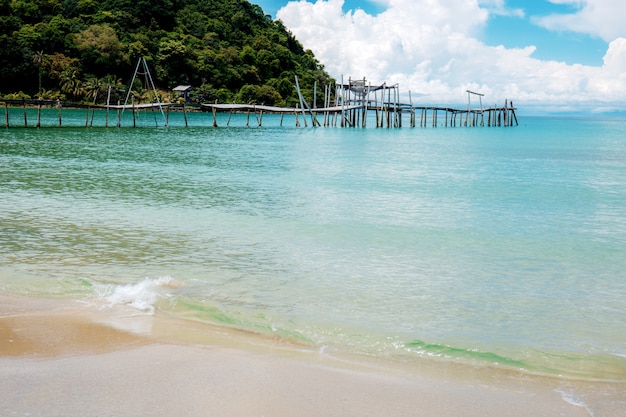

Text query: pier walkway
(1, 77), (517, 129)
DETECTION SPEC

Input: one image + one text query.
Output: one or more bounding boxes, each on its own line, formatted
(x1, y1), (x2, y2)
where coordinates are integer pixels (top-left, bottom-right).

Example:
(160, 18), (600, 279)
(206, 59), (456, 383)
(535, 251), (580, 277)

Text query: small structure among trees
(173, 85), (193, 103)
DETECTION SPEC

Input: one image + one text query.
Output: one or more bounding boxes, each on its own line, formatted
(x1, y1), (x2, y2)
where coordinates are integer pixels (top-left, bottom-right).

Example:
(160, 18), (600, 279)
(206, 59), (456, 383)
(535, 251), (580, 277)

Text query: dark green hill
(0, 0), (333, 106)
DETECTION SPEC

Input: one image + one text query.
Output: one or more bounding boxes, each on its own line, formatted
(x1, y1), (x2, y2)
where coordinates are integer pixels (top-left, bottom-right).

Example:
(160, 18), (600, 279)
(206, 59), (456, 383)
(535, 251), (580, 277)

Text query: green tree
(59, 67), (85, 101)
(236, 84), (281, 105)
(71, 24), (124, 75)
(0, 0), (335, 102)
(84, 76), (103, 103)
(33, 50), (44, 93)
(156, 37), (197, 85)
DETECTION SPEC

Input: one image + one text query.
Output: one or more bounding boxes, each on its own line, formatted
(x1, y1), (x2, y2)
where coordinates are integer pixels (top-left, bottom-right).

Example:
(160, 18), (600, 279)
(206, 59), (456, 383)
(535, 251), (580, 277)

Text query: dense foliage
(0, 0), (334, 106)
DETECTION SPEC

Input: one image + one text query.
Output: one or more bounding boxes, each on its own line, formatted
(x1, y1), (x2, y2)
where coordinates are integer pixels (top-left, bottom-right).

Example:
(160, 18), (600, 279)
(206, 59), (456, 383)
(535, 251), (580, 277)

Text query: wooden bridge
(1, 77), (517, 129)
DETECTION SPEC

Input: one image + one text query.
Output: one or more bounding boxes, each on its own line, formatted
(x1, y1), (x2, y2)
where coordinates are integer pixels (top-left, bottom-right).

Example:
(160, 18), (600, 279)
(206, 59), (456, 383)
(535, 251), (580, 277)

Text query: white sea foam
(555, 388), (595, 417)
(100, 276), (179, 315)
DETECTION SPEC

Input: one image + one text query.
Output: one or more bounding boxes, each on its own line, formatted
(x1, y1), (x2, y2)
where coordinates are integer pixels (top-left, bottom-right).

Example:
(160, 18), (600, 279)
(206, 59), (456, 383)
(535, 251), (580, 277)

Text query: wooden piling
(132, 96), (136, 128)
(90, 105), (96, 127)
(57, 100), (62, 127)
(106, 86), (111, 127)
(502, 100), (506, 126)
(510, 101), (519, 126)
(294, 104), (300, 127)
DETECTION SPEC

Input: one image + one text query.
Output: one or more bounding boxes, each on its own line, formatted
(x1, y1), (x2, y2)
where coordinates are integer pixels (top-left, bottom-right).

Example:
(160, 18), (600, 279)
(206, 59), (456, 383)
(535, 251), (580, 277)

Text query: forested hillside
(0, 0), (334, 106)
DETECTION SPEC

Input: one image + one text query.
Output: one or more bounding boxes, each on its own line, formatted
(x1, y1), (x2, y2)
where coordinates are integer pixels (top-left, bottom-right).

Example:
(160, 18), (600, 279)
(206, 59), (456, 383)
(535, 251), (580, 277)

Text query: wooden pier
(1, 77), (518, 129)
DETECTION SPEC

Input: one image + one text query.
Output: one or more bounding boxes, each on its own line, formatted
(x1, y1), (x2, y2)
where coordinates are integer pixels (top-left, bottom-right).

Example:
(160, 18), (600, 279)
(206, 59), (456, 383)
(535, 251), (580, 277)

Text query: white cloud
(478, 0), (524, 17)
(277, 0), (626, 113)
(534, 0), (626, 42)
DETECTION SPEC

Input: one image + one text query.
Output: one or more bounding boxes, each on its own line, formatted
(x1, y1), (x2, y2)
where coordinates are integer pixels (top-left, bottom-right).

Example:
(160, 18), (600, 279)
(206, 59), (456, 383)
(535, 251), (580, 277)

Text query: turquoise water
(1, 109), (626, 383)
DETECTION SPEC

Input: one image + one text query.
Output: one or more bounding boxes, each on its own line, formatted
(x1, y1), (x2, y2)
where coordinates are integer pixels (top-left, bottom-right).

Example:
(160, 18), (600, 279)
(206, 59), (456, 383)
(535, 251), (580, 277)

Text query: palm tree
(35, 89), (61, 101)
(59, 68), (86, 102)
(32, 50), (44, 94)
(101, 75), (125, 104)
(84, 77), (103, 104)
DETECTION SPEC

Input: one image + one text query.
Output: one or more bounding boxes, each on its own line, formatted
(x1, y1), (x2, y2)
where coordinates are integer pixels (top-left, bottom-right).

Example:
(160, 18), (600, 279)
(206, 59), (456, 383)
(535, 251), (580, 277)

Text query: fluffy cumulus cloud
(534, 0), (626, 42)
(277, 0), (626, 113)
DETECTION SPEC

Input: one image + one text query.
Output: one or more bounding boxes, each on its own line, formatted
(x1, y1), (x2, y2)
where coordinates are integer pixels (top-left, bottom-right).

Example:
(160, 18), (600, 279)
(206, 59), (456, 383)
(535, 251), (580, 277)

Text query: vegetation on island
(0, 0), (334, 106)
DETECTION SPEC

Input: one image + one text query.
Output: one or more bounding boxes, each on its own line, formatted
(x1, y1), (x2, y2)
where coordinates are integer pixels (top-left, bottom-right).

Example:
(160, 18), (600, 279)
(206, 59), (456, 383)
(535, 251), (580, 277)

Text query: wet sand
(0, 293), (592, 417)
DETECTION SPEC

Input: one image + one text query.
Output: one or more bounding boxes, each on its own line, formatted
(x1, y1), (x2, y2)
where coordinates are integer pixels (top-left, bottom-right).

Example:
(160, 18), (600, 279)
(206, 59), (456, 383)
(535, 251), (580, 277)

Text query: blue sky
(482, 0), (607, 65)
(253, 1), (626, 113)
(258, 0), (385, 17)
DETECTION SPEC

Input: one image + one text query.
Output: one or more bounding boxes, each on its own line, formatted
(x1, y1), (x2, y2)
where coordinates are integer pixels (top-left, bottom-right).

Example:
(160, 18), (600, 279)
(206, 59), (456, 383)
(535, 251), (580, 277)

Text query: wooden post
(323, 84), (329, 127)
(361, 89), (367, 128)
(106, 86), (111, 128)
(85, 106), (89, 127)
(313, 81), (318, 126)
(510, 101), (518, 126)
(166, 105), (170, 126)
(23, 99), (27, 128)
(4, 102), (8, 128)
(396, 86), (401, 128)
(132, 96), (136, 128)
(374, 89), (379, 128)
(372, 89), (377, 127)
(182, 103), (188, 127)
(36, 102), (41, 128)
(347, 105), (353, 128)
(408, 91), (414, 128)
(212, 101), (218, 127)
(503, 100), (508, 127)
(117, 101), (121, 128)
(385, 86), (389, 128)
(295, 104), (300, 127)
(57, 100), (62, 127)
(340, 76), (345, 128)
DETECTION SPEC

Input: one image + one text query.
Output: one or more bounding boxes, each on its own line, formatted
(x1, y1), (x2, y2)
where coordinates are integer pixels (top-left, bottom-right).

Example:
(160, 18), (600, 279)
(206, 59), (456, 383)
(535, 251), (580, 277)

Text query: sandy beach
(0, 293), (598, 417)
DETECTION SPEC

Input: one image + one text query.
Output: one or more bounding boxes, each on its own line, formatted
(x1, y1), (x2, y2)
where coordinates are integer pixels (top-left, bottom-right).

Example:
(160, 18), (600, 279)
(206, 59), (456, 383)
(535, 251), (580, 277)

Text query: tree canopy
(0, 0), (334, 106)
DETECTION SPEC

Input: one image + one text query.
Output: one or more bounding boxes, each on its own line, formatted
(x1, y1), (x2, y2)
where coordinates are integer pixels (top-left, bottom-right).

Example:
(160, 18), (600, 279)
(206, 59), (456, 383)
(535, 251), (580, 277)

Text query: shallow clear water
(1, 109), (626, 382)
